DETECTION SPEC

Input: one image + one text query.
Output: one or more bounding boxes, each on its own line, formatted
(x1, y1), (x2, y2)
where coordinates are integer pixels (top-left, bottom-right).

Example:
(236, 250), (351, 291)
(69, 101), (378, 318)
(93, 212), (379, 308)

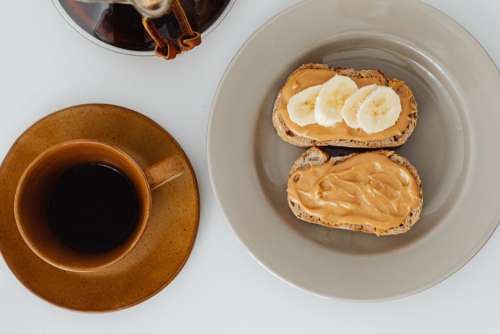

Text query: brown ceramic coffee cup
(14, 140), (185, 272)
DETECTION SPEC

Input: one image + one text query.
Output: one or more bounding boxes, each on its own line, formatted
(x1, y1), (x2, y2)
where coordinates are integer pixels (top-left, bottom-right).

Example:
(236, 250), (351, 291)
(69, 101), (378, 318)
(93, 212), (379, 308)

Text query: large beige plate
(208, 0), (500, 300)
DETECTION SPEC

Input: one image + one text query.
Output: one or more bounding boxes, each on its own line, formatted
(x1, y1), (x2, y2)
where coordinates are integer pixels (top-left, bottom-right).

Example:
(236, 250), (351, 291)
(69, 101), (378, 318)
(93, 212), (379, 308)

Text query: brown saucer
(0, 104), (200, 312)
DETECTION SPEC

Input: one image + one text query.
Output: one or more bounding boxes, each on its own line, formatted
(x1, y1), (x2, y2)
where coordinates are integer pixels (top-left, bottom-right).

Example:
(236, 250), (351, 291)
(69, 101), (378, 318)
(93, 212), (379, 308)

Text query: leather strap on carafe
(171, 0), (202, 51)
(142, 17), (179, 59)
(142, 0), (202, 59)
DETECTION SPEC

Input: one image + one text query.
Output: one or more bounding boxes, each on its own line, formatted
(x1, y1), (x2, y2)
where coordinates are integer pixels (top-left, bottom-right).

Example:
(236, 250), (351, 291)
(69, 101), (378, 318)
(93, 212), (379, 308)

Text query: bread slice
(273, 64), (418, 148)
(287, 147), (423, 236)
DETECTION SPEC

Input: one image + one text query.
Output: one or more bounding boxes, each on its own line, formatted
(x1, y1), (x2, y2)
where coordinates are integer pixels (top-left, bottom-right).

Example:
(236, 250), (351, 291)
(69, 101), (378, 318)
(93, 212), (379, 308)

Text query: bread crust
(272, 64), (418, 148)
(287, 147), (423, 236)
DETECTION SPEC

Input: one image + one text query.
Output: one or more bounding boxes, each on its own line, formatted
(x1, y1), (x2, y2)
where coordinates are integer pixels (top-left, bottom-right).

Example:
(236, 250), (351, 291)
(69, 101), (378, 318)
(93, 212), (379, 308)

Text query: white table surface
(1, 1), (499, 333)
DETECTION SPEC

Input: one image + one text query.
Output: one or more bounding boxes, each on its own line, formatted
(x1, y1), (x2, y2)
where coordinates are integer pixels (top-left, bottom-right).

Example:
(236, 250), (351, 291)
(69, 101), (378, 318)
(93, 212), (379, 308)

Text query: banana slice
(340, 84), (378, 129)
(287, 85), (322, 126)
(314, 75), (358, 127)
(358, 86), (402, 134)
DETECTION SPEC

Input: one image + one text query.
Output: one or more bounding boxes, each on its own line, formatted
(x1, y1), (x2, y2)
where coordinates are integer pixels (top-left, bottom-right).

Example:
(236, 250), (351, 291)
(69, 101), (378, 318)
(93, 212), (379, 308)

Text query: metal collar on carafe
(76, 0), (173, 18)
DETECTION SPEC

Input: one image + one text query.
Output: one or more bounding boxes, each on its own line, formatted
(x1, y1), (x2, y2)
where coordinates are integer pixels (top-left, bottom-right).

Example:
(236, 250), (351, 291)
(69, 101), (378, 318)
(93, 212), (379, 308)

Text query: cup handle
(144, 155), (185, 191)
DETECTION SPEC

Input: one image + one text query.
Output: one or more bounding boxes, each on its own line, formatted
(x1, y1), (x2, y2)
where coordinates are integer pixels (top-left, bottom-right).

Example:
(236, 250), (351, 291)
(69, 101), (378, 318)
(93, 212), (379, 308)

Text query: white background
(1, 0), (499, 333)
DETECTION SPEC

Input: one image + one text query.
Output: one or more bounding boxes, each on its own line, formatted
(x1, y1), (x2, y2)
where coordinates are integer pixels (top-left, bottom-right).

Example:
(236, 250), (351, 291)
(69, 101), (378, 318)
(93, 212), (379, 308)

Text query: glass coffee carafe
(54, 0), (232, 59)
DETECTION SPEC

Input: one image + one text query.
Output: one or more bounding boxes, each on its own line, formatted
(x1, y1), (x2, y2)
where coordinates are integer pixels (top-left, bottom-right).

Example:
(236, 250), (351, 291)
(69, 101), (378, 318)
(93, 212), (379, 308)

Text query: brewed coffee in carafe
(58, 0), (230, 51)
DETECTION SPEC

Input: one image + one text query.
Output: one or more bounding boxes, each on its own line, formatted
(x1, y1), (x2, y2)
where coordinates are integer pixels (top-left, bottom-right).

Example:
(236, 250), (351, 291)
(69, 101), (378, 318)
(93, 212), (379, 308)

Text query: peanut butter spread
(288, 152), (421, 230)
(277, 68), (414, 141)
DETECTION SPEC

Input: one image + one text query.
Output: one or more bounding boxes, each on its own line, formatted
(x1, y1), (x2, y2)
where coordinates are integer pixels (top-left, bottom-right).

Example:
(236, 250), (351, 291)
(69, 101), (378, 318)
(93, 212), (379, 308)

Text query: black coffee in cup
(46, 163), (140, 253)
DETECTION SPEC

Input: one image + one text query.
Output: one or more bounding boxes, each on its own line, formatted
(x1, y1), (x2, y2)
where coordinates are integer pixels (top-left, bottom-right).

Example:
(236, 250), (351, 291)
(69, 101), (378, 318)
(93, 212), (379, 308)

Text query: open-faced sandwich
(287, 147), (423, 236)
(273, 64), (418, 148)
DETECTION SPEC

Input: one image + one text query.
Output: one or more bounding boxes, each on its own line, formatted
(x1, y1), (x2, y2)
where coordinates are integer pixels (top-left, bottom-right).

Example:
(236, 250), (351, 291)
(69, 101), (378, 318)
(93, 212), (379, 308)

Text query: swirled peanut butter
(277, 68), (415, 141)
(288, 152), (421, 231)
